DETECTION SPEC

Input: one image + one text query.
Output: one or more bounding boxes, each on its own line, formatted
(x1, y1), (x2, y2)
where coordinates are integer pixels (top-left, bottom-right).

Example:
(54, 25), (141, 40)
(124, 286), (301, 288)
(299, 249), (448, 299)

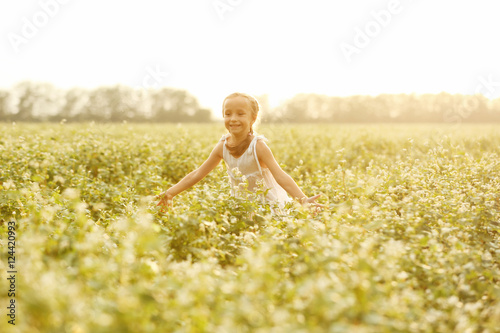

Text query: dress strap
(251, 135), (267, 176)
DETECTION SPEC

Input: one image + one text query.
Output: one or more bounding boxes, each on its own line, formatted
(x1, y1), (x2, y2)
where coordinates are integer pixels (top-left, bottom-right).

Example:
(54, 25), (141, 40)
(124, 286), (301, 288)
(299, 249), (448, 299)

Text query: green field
(1, 123), (499, 332)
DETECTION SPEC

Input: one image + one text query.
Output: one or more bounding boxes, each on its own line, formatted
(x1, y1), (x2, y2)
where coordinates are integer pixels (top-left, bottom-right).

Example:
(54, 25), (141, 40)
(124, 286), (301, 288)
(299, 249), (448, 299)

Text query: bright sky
(1, 0), (499, 116)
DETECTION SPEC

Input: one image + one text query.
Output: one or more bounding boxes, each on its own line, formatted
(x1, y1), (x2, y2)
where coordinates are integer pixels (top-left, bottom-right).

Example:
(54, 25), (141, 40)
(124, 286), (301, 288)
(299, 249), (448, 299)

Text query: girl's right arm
(157, 141), (224, 211)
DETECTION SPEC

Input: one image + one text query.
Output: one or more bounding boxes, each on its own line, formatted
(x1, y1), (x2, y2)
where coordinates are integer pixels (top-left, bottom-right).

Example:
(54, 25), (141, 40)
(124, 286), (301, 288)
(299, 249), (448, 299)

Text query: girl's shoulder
(248, 134), (268, 151)
(253, 134), (270, 154)
(211, 137), (225, 159)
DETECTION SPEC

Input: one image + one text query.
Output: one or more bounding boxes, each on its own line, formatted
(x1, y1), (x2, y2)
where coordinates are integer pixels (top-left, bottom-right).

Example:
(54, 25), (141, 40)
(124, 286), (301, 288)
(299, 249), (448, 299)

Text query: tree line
(0, 82), (211, 123)
(1, 81), (500, 123)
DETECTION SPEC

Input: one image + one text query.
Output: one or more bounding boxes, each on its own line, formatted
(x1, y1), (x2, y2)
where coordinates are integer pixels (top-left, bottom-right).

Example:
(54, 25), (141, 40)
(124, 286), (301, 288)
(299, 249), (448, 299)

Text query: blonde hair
(222, 92), (261, 157)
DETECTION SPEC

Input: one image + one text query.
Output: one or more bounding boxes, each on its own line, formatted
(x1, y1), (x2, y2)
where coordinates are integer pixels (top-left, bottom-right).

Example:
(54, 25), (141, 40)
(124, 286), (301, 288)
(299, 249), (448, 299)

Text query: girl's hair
(222, 92), (260, 158)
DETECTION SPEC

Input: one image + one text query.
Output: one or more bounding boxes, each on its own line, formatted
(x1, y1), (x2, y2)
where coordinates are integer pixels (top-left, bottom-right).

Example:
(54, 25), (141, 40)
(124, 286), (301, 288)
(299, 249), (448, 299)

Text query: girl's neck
(226, 131), (254, 158)
(229, 132), (252, 145)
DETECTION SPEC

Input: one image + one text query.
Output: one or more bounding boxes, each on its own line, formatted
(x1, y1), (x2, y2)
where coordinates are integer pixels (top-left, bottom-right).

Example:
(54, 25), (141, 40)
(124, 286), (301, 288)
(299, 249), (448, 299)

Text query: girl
(156, 92), (322, 211)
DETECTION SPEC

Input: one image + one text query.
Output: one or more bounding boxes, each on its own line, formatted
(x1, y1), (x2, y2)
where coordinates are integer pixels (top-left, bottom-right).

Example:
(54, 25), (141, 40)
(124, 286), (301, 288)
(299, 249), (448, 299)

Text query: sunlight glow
(1, 0), (499, 115)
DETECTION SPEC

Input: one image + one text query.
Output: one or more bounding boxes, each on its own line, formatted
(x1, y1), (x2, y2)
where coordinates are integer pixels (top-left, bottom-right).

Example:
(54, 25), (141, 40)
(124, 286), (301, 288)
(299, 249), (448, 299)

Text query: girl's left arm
(256, 140), (321, 205)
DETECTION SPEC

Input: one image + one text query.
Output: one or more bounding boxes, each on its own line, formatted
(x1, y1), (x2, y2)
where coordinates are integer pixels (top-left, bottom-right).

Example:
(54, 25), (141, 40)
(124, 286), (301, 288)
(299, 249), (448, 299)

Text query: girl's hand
(301, 194), (325, 213)
(301, 194), (323, 206)
(156, 191), (174, 212)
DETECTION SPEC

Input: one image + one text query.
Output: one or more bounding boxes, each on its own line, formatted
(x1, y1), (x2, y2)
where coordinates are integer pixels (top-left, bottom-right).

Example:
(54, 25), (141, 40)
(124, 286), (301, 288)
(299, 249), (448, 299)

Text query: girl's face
(223, 96), (255, 136)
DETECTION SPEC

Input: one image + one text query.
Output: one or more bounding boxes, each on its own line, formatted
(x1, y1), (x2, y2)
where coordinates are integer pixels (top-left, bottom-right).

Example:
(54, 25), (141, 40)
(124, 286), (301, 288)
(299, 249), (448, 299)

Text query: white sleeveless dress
(221, 133), (292, 207)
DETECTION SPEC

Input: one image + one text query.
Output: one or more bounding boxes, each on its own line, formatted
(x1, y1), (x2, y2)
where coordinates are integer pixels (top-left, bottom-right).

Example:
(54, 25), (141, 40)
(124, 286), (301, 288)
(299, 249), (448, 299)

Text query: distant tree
(490, 98), (500, 122)
(347, 95), (371, 122)
(151, 88), (208, 122)
(456, 94), (487, 123)
(53, 87), (89, 122)
(307, 94), (331, 122)
(371, 94), (392, 121)
(193, 108), (212, 122)
(13, 81), (37, 121)
(133, 89), (152, 121)
(11, 81), (62, 121)
(84, 87), (111, 122)
(0, 90), (9, 121)
(276, 94), (312, 123)
(396, 94), (425, 122)
(106, 85), (139, 122)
